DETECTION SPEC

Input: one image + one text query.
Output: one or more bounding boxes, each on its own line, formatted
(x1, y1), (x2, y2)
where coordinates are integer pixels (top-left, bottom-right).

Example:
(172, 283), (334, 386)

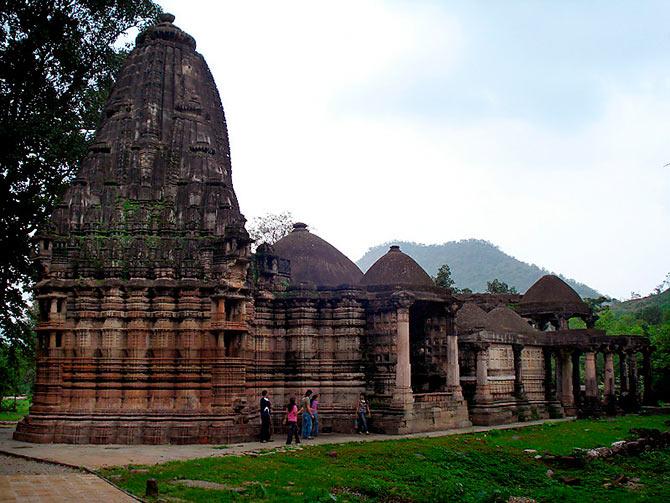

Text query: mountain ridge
(356, 239), (600, 298)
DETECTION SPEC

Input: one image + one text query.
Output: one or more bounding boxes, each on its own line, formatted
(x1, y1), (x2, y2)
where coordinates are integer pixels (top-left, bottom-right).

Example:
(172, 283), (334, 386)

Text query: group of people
(259, 390), (372, 444)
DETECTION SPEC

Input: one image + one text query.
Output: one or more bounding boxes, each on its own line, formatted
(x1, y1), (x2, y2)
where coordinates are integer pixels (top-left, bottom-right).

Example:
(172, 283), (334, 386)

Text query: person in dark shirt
(260, 390), (272, 442)
(310, 394), (320, 437)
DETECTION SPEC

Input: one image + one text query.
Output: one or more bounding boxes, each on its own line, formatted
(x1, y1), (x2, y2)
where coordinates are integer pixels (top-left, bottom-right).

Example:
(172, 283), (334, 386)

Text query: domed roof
(455, 302), (489, 332)
(273, 223), (363, 287)
(517, 275), (590, 317)
(485, 307), (539, 335)
(360, 245), (433, 289)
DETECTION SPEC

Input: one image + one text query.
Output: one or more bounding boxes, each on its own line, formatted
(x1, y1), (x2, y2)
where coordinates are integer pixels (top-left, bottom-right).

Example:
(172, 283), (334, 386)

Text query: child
(285, 397), (300, 445)
(310, 394), (319, 437)
(355, 393), (371, 434)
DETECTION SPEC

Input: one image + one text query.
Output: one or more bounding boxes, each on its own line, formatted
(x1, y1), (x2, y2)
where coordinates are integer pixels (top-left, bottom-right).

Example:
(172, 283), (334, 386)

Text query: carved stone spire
(44, 13), (249, 282)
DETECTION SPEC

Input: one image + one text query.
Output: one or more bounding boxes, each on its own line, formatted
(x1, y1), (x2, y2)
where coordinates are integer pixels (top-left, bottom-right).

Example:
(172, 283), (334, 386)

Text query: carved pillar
(543, 348), (556, 401)
(395, 304), (413, 407)
(603, 351), (615, 404)
(446, 334), (463, 400)
(619, 352), (629, 395)
(642, 349), (654, 405)
(512, 343), (526, 399)
(560, 350), (574, 408)
(571, 350), (582, 406)
(474, 343), (492, 402)
(628, 351), (639, 406)
(556, 351), (563, 399)
(584, 351), (598, 399)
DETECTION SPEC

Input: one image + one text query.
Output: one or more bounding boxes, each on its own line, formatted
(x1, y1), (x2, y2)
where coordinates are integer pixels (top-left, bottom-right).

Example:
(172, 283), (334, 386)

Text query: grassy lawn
(101, 415), (670, 502)
(0, 398), (30, 422)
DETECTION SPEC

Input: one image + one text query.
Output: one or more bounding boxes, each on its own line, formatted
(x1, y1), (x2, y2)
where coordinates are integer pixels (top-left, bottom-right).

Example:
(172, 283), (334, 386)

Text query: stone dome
(273, 223), (363, 287)
(517, 275), (590, 317)
(360, 245), (433, 289)
(485, 306), (539, 335)
(455, 302), (489, 332)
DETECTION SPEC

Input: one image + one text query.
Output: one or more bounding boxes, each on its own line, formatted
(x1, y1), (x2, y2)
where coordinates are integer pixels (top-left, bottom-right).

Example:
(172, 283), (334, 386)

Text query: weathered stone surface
(15, 14), (252, 445)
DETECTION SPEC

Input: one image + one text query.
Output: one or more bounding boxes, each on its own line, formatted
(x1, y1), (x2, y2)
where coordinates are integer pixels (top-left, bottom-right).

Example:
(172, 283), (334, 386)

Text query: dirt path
(0, 453), (137, 502)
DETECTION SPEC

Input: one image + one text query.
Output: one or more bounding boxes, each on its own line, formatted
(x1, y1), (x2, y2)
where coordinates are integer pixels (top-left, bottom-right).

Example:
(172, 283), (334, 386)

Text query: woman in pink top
(285, 397), (300, 445)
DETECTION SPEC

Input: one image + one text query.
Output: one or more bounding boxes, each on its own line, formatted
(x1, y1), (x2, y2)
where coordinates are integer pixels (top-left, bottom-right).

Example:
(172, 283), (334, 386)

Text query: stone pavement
(0, 454), (136, 502)
(0, 417), (574, 470)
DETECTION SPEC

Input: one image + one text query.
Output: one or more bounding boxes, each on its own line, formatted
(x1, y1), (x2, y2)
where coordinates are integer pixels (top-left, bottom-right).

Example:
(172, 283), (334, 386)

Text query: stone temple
(15, 15), (653, 444)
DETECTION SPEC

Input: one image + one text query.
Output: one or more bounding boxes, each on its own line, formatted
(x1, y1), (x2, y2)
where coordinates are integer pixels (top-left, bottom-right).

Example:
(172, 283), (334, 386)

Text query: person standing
(355, 393), (371, 435)
(310, 394), (320, 437)
(259, 390), (272, 443)
(285, 397), (300, 445)
(300, 390), (314, 439)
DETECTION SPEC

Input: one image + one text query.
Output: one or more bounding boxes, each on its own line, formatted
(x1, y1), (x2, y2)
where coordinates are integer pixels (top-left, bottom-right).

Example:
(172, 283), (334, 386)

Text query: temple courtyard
(2, 414), (670, 502)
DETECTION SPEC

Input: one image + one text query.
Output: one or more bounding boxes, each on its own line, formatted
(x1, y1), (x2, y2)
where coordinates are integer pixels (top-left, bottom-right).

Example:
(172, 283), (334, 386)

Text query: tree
(434, 264), (455, 289)
(0, 0), (161, 391)
(584, 296), (611, 313)
(486, 278), (518, 294)
(248, 212), (294, 250)
(653, 272), (670, 295)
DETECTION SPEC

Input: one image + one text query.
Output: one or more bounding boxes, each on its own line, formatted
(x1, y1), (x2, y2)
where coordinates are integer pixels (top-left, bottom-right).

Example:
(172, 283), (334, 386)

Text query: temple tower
(15, 14), (253, 444)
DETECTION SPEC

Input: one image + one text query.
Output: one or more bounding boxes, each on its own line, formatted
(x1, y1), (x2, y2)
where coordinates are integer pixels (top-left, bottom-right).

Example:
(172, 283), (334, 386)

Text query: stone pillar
(604, 351), (615, 403)
(642, 349), (654, 405)
(584, 352), (598, 399)
(512, 344), (526, 399)
(543, 348), (556, 401)
(446, 335), (463, 399)
(560, 350), (574, 408)
(628, 351), (639, 406)
(474, 343), (492, 402)
(555, 351), (562, 399)
(571, 350), (582, 407)
(619, 352), (629, 394)
(395, 305), (413, 406)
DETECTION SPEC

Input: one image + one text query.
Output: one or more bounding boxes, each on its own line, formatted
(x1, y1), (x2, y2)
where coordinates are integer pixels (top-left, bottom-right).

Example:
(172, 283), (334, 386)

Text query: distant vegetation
(357, 239), (600, 297)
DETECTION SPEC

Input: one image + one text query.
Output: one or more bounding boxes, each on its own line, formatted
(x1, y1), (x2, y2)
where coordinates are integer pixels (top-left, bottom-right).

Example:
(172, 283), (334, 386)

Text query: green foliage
(357, 240), (599, 297)
(486, 278), (518, 294)
(568, 317), (587, 329)
(102, 415), (670, 502)
(434, 264), (455, 289)
(0, 339), (35, 406)
(0, 398), (31, 421)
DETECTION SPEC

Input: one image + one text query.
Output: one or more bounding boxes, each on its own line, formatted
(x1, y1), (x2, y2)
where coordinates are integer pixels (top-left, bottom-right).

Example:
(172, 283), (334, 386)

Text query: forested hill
(610, 288), (670, 315)
(356, 239), (600, 298)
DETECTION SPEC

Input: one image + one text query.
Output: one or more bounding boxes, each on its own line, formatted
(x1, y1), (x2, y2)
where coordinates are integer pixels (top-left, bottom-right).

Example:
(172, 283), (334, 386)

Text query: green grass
(0, 398), (30, 421)
(101, 415), (670, 502)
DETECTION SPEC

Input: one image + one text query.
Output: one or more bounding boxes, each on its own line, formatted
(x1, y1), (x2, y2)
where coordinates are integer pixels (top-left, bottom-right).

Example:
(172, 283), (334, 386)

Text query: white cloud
(159, 0), (669, 298)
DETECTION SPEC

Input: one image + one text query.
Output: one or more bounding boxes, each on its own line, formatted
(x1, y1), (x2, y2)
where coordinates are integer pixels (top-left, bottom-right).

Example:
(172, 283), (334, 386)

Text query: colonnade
(541, 346), (653, 414)
(466, 343), (653, 415)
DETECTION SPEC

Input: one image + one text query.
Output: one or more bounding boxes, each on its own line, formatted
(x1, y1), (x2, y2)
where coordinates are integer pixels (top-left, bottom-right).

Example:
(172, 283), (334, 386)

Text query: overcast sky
(159, 0), (669, 299)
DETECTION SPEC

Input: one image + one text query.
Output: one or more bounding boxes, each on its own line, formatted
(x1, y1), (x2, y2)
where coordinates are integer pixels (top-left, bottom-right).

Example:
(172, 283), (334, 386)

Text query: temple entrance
(409, 301), (449, 393)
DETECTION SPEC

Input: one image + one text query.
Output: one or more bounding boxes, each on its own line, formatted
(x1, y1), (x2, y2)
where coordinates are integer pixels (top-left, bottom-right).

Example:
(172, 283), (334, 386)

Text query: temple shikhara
(15, 15), (653, 444)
